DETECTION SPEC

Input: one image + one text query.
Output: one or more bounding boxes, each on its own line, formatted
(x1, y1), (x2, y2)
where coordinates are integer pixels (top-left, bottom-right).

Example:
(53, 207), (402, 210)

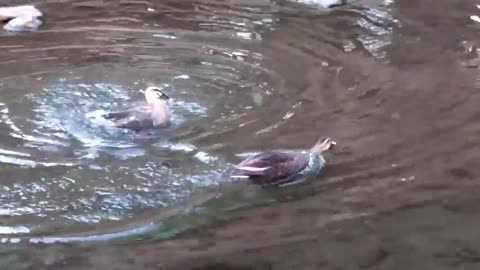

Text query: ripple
(0, 225), (30, 234)
(355, 3), (397, 59)
(0, 0), (409, 243)
(0, 23), (281, 233)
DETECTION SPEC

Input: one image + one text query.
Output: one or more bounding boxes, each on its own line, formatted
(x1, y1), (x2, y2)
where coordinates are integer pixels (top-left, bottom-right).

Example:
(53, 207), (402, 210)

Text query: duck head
(144, 86), (170, 104)
(143, 86), (171, 126)
(310, 137), (336, 154)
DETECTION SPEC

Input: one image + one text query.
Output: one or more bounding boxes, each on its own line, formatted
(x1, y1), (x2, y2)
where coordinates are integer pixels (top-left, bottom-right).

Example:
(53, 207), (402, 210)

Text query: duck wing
(231, 151), (310, 185)
(103, 109), (138, 120)
(111, 111), (154, 132)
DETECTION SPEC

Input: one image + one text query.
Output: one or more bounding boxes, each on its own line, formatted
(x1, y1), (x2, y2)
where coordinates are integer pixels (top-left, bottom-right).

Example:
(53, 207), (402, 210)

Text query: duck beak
(329, 141), (337, 150)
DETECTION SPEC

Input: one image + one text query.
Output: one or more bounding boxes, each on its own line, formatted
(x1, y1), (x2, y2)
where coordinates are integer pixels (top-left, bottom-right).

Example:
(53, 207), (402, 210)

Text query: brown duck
(103, 86), (171, 132)
(230, 137), (336, 186)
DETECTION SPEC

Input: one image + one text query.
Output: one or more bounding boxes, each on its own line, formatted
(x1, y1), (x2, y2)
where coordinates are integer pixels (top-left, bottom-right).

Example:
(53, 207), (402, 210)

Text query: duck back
(231, 151), (311, 185)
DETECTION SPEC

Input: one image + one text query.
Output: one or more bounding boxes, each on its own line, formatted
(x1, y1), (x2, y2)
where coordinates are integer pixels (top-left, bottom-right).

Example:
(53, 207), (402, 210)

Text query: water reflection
(0, 0), (478, 268)
(356, 4), (395, 59)
(0, 72), (251, 232)
(0, 0), (471, 263)
(0, 0), (286, 237)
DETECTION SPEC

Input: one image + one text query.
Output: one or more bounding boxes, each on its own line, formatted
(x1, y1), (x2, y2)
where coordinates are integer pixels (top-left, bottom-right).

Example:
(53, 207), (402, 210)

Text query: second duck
(229, 137), (336, 186)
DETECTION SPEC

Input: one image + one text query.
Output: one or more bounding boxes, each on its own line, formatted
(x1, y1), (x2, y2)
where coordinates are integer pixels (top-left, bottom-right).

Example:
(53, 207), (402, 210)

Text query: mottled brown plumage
(230, 137), (336, 186)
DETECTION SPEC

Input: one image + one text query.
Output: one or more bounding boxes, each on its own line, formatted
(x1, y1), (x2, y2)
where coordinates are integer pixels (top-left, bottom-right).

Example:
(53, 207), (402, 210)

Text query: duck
(0, 5), (42, 32)
(103, 86), (171, 132)
(229, 137), (336, 186)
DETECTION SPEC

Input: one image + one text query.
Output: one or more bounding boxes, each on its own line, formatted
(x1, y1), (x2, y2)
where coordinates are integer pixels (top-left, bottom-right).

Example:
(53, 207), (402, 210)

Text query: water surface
(0, 0), (479, 269)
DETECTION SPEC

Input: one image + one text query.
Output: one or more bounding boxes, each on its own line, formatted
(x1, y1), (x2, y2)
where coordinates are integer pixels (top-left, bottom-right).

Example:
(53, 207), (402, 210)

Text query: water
(0, 0), (479, 268)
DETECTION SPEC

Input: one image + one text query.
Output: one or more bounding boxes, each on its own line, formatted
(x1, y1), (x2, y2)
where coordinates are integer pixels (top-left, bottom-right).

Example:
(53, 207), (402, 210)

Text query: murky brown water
(0, 0), (479, 269)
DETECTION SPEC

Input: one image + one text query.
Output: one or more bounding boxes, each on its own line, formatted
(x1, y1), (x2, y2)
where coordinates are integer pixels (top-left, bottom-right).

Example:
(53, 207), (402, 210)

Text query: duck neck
(149, 101), (170, 126)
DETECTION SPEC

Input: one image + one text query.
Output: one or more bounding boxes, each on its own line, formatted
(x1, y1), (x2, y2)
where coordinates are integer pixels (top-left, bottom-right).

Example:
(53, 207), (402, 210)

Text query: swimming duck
(0, 5), (42, 32)
(103, 86), (171, 132)
(230, 137), (336, 186)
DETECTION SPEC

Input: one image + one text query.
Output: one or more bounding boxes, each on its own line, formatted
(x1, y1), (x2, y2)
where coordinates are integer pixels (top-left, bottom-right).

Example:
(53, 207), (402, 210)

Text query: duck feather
(106, 110), (163, 132)
(231, 151), (310, 185)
